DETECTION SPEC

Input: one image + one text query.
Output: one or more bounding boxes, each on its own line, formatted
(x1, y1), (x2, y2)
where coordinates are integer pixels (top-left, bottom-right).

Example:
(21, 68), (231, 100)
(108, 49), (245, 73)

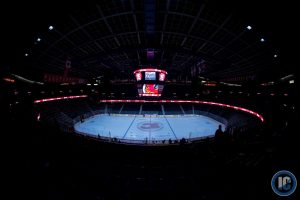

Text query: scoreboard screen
(143, 84), (158, 94)
(145, 72), (156, 80)
(137, 84), (164, 97)
(134, 69), (167, 82)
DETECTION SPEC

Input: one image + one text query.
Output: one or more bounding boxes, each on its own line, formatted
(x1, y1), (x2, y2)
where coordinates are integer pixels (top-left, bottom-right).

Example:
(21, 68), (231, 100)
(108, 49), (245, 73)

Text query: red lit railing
(99, 99), (264, 122)
(133, 68), (167, 74)
(34, 95), (88, 103)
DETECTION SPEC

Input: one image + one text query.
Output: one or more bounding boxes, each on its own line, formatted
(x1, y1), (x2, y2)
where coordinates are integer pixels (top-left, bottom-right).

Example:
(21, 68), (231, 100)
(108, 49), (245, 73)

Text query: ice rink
(74, 114), (225, 141)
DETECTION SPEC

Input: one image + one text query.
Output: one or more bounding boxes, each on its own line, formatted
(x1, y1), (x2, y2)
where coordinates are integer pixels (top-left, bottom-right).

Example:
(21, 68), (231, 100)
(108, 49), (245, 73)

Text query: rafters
(24, 0), (277, 82)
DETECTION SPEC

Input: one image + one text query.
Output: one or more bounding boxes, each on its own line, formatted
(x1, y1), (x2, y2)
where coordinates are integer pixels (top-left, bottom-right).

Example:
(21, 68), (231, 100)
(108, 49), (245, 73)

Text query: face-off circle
(137, 121), (164, 132)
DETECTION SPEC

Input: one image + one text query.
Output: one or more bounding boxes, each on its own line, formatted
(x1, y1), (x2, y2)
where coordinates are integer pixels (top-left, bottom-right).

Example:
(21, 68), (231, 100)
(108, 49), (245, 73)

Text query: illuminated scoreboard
(134, 68), (167, 82)
(133, 68), (167, 97)
(136, 84), (164, 97)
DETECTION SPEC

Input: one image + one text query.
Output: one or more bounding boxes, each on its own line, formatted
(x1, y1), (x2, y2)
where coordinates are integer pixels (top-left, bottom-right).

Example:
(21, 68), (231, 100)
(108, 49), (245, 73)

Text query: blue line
(122, 116), (137, 139)
(164, 116), (177, 139)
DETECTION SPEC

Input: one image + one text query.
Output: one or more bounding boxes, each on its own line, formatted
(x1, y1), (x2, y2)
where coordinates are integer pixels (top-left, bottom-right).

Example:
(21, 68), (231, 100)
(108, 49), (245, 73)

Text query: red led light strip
(139, 94), (161, 97)
(133, 68), (167, 74)
(34, 95), (88, 103)
(99, 99), (264, 122)
(3, 77), (15, 83)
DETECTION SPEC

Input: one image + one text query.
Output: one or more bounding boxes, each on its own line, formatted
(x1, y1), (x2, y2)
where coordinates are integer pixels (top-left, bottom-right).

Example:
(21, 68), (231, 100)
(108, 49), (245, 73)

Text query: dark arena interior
(1, 0), (299, 199)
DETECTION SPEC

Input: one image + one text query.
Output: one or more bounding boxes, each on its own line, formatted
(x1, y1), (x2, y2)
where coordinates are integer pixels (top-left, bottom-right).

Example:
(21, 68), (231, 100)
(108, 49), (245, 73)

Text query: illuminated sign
(145, 72), (156, 80)
(143, 84), (158, 94)
(159, 73), (166, 81)
(44, 73), (86, 84)
(133, 69), (167, 74)
(135, 72), (142, 81)
(139, 94), (161, 97)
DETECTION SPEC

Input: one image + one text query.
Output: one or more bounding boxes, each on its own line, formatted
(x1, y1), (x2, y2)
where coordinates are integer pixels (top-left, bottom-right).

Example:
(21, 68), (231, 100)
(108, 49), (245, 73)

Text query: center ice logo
(137, 122), (164, 132)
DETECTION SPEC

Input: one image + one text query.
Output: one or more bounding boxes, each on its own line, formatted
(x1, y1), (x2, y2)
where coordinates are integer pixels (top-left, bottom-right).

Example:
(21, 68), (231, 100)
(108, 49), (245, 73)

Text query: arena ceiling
(0, 0), (297, 83)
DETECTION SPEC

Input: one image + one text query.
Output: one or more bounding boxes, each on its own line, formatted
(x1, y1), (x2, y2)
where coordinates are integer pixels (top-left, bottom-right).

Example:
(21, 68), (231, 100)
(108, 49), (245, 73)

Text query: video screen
(159, 72), (166, 81)
(143, 84), (158, 94)
(145, 72), (156, 80)
(137, 84), (164, 97)
(135, 72), (142, 81)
